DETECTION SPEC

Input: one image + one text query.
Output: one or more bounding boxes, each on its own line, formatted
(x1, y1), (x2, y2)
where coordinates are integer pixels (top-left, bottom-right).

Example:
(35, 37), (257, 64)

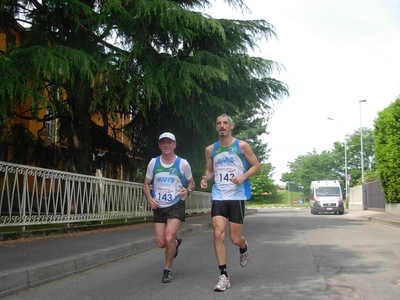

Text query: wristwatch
(187, 188), (192, 195)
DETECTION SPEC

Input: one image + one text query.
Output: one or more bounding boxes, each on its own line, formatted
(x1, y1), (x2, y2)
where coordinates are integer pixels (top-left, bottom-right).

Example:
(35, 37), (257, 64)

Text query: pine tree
(0, 0), (288, 176)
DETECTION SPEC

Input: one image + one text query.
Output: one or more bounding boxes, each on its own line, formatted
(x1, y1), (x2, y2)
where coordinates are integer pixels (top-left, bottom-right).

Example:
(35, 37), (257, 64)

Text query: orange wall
(1, 28), (130, 177)
(0, 27), (23, 51)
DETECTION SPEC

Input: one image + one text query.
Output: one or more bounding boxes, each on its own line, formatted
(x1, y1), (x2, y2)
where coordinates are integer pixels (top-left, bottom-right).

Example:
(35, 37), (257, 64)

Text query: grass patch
(247, 191), (309, 208)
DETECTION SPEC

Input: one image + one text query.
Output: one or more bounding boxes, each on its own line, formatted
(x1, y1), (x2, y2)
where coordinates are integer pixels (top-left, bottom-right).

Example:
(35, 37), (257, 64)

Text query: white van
(310, 180), (344, 215)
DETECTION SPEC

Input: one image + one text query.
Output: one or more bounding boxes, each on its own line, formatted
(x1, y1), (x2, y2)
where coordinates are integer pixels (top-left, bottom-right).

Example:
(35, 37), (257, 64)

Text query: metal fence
(0, 161), (211, 228)
(363, 180), (386, 211)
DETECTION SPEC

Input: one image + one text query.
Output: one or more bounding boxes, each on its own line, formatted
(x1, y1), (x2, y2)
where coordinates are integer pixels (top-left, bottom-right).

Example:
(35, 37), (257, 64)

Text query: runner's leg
(213, 215), (228, 265)
(164, 218), (181, 269)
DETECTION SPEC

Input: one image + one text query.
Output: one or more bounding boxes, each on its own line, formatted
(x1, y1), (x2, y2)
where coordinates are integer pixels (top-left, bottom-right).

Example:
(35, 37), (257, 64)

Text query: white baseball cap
(159, 132), (176, 142)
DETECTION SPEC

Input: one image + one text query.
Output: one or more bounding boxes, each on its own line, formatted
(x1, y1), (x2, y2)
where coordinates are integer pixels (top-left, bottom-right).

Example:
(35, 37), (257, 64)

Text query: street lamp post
(359, 99), (367, 183)
(344, 139), (348, 198)
(327, 117), (348, 197)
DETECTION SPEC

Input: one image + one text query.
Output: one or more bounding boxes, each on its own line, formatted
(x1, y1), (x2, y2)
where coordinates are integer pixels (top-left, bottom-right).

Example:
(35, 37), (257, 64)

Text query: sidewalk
(1, 209), (399, 297)
(0, 212), (214, 298)
(348, 209), (400, 228)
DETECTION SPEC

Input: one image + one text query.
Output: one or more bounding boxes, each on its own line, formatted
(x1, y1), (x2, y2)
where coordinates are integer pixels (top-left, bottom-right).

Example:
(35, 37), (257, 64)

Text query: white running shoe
(214, 274), (230, 291)
(240, 241), (249, 267)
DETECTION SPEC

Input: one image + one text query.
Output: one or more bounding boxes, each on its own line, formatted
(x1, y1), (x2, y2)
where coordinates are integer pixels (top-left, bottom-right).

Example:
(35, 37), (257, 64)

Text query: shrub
(374, 96), (400, 203)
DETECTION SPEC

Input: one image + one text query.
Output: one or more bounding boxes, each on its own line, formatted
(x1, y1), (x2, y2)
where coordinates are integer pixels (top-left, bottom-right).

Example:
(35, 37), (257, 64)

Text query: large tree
(281, 150), (337, 195)
(0, 0), (288, 176)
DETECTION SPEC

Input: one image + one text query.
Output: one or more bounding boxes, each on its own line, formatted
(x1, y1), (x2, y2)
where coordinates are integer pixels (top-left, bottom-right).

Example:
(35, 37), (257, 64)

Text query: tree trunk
(66, 84), (93, 175)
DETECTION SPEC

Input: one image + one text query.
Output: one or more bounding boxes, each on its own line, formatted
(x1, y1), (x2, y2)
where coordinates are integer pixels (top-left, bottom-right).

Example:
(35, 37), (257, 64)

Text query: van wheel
(338, 211), (344, 215)
(311, 207), (317, 215)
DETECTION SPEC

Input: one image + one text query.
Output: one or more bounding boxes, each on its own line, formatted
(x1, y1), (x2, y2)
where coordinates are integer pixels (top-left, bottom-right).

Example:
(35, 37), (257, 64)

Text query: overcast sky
(203, 0), (400, 185)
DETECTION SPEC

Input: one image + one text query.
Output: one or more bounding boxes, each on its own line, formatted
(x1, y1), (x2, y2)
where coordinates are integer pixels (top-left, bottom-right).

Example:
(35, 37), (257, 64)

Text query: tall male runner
(200, 114), (261, 292)
(143, 132), (195, 283)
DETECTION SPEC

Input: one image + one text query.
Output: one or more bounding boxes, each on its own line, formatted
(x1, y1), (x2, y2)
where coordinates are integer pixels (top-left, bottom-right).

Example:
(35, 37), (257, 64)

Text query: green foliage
(281, 149), (337, 195)
(281, 126), (377, 195)
(353, 169), (379, 186)
(232, 108), (271, 163)
(345, 127), (376, 174)
(374, 96), (400, 203)
(0, 0), (288, 178)
(250, 163), (278, 195)
(1, 45), (96, 118)
(248, 190), (305, 207)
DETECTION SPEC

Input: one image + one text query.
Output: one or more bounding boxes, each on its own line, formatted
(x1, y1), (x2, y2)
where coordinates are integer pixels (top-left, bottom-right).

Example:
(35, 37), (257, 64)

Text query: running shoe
(174, 236), (182, 258)
(240, 241), (249, 267)
(162, 269), (173, 283)
(214, 274), (230, 291)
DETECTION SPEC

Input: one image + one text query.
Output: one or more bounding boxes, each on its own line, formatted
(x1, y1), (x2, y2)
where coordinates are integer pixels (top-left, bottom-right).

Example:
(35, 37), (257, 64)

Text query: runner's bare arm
(200, 145), (214, 189)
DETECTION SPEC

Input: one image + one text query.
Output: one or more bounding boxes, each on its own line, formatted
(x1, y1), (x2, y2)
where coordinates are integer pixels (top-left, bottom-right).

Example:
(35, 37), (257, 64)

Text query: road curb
(358, 216), (400, 228)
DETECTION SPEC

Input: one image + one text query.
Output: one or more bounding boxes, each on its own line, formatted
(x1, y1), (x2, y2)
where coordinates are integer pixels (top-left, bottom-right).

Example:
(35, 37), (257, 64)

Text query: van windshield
(315, 187), (341, 197)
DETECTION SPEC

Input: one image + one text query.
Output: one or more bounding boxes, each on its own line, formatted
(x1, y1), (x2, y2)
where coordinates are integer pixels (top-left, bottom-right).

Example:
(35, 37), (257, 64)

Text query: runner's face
(216, 117), (234, 137)
(158, 138), (176, 153)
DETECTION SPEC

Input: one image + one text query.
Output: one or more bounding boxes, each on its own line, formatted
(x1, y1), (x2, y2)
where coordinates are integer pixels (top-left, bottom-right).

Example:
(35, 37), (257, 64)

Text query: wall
(348, 185), (364, 211)
(386, 203), (400, 215)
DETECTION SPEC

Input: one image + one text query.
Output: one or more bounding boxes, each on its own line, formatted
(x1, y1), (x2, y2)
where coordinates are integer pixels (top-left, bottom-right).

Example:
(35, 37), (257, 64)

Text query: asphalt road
(3, 209), (400, 300)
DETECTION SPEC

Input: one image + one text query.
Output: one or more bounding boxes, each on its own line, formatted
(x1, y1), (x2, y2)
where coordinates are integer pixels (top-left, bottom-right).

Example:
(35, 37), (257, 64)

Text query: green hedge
(374, 96), (400, 203)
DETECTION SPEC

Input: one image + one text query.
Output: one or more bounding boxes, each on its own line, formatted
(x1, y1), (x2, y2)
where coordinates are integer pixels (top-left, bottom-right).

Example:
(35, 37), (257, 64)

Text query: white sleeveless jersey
(210, 139), (251, 200)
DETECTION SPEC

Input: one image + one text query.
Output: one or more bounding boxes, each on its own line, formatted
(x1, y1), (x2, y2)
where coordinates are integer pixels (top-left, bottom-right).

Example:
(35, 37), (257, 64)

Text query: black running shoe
(162, 269), (173, 283)
(174, 236), (182, 258)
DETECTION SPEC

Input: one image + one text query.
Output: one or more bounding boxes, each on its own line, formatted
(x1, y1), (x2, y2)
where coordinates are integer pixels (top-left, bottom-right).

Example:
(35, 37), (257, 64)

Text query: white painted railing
(0, 161), (211, 228)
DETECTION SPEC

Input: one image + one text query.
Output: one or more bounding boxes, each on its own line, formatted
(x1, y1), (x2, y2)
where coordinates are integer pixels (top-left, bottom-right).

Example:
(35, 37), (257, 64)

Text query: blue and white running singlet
(150, 156), (187, 208)
(210, 139), (251, 200)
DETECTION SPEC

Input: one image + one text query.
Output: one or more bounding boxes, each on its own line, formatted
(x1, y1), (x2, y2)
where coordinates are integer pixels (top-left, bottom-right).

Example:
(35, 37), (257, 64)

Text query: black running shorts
(153, 200), (186, 223)
(211, 200), (245, 224)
